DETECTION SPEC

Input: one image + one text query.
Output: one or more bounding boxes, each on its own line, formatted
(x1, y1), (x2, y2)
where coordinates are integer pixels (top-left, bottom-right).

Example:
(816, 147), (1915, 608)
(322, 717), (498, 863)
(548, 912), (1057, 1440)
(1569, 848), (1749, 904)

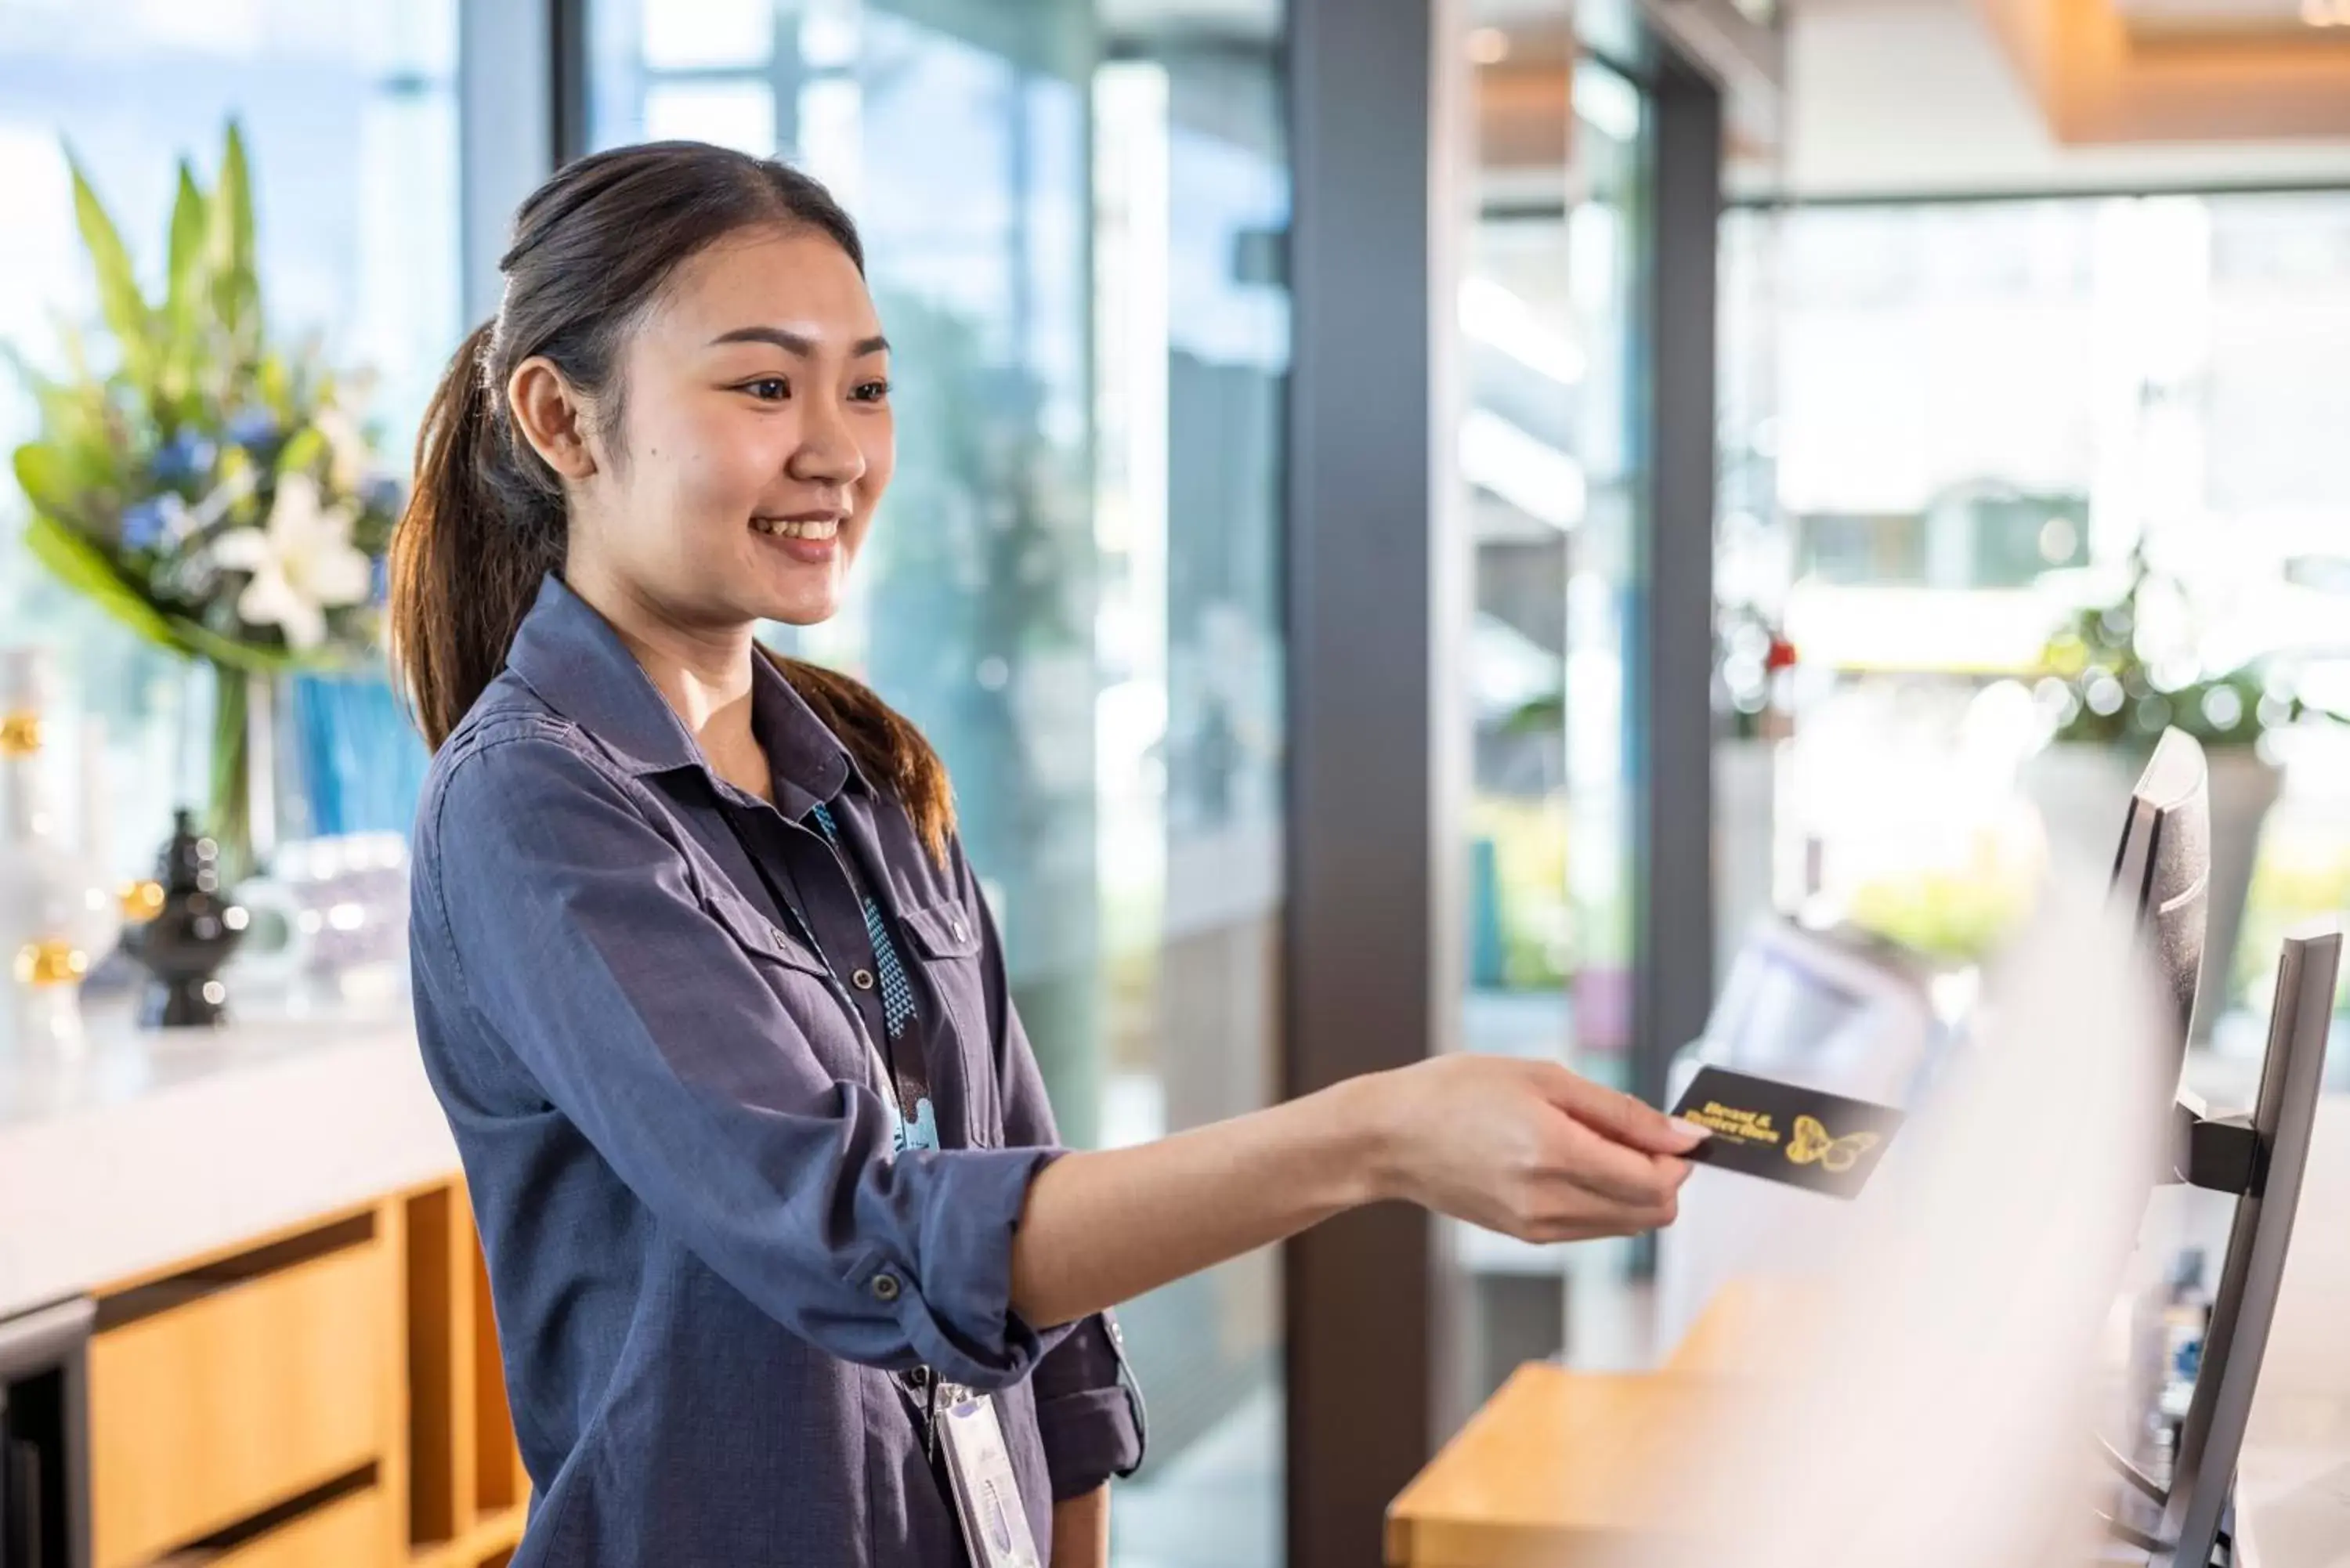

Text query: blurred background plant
(2037, 544), (2339, 753)
(5, 121), (403, 875)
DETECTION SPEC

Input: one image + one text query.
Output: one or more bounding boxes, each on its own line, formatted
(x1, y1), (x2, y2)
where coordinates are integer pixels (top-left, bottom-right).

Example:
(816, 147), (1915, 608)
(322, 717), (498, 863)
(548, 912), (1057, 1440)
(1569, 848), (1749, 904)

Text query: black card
(1670, 1066), (1907, 1201)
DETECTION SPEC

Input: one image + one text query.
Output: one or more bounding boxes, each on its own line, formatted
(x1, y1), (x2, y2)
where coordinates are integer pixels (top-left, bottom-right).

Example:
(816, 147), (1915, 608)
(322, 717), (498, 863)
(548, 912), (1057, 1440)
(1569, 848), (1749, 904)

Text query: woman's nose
(786, 397), (869, 488)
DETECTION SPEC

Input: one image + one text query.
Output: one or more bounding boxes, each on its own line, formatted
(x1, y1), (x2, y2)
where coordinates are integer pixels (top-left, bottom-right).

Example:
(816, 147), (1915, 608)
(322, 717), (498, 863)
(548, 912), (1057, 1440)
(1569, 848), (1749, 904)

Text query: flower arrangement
(5, 123), (403, 874)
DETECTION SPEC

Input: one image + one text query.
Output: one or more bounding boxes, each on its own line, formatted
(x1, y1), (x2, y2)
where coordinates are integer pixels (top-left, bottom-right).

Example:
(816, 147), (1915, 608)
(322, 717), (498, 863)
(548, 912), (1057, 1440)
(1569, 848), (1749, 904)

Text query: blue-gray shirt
(408, 576), (1142, 1566)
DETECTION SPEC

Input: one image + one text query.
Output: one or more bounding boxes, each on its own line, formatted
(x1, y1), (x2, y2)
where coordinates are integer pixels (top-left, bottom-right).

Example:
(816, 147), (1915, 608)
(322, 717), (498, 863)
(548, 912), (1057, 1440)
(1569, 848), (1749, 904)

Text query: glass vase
(204, 659), (280, 883)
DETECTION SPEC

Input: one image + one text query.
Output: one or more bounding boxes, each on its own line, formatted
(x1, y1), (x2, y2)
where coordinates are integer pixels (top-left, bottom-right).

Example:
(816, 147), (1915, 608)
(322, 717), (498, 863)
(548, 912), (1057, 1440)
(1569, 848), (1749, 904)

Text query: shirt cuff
(856, 1143), (1061, 1391)
(1039, 1382), (1147, 1500)
(1033, 1310), (1148, 1498)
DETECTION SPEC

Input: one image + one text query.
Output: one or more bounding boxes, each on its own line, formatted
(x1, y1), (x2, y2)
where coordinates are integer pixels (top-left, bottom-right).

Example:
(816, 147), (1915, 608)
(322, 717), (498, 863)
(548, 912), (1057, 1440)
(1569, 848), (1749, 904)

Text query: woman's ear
(508, 357), (601, 481)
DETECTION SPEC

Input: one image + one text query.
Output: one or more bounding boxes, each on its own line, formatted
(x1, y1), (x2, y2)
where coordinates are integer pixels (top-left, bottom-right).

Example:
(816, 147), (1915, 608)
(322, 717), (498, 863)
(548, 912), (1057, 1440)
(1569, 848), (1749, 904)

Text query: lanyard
(718, 799), (968, 1448)
(715, 799), (922, 1126)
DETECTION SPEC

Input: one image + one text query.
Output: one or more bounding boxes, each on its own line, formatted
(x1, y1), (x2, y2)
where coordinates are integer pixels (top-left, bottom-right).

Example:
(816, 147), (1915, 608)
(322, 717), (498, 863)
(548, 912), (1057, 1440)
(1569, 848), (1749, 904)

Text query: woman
(391, 139), (1702, 1568)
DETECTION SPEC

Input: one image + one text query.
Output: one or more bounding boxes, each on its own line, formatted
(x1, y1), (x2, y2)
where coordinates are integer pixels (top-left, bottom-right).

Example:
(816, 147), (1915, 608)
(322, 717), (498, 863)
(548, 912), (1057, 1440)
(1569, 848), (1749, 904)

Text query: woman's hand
(1356, 1057), (1703, 1241)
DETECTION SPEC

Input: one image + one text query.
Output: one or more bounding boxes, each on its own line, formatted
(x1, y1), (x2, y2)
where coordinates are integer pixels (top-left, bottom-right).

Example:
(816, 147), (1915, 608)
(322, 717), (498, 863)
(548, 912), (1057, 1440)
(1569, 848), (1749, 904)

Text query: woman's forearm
(1010, 1075), (1392, 1328)
(1050, 1487), (1109, 1568)
(1007, 1053), (1703, 1330)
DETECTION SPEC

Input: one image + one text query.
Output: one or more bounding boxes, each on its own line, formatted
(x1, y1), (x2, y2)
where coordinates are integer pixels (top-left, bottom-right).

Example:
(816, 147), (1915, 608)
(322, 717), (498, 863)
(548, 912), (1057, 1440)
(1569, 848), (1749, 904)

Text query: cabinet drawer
(208, 1485), (385, 1568)
(90, 1234), (391, 1568)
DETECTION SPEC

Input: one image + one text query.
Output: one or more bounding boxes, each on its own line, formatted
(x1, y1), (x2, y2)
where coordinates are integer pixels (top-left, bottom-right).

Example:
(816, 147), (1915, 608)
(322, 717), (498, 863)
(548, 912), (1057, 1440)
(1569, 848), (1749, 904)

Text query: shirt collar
(504, 573), (861, 816)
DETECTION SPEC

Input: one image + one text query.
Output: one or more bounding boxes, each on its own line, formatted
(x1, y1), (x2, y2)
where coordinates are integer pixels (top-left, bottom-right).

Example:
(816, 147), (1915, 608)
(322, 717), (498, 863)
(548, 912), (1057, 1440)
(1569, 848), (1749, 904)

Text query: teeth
(753, 517), (841, 540)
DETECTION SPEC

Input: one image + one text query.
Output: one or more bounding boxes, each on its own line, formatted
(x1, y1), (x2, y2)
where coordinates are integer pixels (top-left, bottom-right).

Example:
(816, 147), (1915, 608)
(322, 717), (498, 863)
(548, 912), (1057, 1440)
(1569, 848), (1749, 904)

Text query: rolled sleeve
(966, 854), (1148, 1490)
(418, 728), (1053, 1390)
(1031, 1313), (1146, 1498)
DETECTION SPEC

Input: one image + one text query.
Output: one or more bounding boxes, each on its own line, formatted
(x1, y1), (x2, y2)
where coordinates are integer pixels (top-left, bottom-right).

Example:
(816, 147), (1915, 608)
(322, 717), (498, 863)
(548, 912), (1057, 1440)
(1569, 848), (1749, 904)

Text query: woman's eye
(742, 377), (790, 402)
(852, 379), (891, 403)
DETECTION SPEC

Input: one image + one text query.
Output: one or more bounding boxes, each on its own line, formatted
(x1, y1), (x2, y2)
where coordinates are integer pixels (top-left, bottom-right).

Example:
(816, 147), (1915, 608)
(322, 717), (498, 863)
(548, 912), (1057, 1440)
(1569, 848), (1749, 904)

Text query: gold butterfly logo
(1788, 1115), (1881, 1174)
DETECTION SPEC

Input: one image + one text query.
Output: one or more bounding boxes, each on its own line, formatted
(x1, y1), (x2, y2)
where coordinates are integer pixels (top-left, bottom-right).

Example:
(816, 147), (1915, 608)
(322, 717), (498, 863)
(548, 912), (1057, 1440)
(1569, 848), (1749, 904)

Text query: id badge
(938, 1388), (1043, 1568)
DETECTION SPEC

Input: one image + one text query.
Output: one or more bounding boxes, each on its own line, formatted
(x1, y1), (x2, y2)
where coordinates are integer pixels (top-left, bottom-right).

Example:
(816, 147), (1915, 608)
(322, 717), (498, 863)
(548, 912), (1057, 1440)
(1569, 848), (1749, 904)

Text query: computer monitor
(2151, 919), (2341, 1566)
(2108, 728), (2211, 1084)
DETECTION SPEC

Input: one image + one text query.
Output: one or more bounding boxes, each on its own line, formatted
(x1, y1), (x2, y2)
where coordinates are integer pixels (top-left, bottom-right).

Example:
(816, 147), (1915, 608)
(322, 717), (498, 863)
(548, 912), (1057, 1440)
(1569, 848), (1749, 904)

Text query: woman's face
(564, 224), (895, 632)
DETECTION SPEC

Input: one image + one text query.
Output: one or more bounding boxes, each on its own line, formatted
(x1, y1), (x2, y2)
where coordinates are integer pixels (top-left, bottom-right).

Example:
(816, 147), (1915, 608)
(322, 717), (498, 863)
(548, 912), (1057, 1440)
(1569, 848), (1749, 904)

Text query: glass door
(1446, 0), (1660, 1408)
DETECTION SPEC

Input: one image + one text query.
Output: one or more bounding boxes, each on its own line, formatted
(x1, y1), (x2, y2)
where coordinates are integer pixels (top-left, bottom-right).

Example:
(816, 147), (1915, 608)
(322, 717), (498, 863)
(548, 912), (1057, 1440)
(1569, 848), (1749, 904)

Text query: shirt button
(852, 968), (876, 991)
(872, 1272), (902, 1302)
(769, 928), (791, 952)
(949, 916), (967, 941)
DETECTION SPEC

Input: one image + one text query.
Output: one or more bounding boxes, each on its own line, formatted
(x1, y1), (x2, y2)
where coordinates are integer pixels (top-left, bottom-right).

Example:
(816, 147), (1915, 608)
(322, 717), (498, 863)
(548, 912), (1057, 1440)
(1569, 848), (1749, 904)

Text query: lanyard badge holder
(935, 1379), (1046, 1568)
(719, 804), (1042, 1564)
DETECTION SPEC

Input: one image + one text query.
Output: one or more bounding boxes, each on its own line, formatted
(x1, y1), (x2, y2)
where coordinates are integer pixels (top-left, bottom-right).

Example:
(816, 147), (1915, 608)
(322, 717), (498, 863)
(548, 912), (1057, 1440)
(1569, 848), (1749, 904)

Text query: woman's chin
(746, 578), (846, 629)
(737, 544), (849, 627)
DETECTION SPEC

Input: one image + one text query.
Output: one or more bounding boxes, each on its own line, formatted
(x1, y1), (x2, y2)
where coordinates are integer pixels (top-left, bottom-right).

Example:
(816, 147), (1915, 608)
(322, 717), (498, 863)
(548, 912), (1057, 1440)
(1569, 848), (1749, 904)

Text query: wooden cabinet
(203, 1487), (385, 1568)
(90, 1226), (392, 1568)
(84, 1180), (526, 1568)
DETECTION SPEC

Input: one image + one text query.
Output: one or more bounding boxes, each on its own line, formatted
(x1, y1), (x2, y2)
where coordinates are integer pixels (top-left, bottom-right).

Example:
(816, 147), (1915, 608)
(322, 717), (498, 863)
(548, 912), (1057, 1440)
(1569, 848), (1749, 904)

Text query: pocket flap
(702, 890), (832, 977)
(899, 900), (982, 960)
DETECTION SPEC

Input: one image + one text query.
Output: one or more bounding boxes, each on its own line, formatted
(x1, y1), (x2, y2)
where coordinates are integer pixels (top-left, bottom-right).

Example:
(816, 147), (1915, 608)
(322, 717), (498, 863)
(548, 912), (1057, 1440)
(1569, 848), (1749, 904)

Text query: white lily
(207, 474), (373, 651)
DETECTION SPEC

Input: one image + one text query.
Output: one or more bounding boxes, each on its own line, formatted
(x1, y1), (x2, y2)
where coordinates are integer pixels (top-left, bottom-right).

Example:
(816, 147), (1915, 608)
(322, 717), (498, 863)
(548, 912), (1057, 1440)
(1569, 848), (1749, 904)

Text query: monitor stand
(2096, 923), (2341, 1568)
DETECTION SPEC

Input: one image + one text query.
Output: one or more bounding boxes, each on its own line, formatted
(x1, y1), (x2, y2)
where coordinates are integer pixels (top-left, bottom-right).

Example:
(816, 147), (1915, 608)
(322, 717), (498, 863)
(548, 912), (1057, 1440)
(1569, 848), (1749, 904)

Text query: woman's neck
(565, 566), (773, 804)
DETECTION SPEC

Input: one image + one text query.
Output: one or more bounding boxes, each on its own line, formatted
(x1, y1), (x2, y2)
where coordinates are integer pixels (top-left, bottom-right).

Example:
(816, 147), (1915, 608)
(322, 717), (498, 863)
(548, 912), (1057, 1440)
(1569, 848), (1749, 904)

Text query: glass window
(0, 0), (458, 873)
(588, 5), (1290, 1562)
(1718, 193), (2350, 1057)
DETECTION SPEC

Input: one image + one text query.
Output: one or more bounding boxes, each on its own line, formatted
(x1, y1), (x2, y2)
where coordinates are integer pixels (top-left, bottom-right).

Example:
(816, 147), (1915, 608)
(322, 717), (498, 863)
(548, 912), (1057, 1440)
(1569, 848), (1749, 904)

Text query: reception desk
(1385, 1280), (1801, 1568)
(1388, 1101), (2350, 1568)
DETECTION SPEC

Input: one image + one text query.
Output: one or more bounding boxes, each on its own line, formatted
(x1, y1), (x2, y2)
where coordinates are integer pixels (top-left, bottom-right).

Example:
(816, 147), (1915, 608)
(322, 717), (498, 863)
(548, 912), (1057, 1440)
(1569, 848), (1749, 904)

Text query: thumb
(1537, 1065), (1708, 1154)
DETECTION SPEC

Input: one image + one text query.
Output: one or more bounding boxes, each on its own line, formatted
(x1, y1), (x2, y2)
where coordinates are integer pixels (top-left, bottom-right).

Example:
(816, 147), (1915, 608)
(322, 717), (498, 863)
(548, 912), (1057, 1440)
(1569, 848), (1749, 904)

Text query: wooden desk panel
(1385, 1367), (1733, 1567)
(1387, 1282), (1810, 1567)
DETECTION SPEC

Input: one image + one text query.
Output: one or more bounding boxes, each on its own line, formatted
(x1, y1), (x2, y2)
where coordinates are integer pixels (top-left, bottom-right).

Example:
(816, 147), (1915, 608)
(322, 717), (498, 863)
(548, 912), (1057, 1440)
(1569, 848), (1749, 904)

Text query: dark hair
(389, 140), (953, 859)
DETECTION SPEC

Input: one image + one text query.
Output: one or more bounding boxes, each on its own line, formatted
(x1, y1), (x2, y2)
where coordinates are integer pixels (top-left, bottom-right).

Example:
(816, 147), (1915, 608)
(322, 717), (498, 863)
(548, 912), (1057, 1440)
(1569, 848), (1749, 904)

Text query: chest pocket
(896, 899), (996, 1143)
(695, 883), (876, 1085)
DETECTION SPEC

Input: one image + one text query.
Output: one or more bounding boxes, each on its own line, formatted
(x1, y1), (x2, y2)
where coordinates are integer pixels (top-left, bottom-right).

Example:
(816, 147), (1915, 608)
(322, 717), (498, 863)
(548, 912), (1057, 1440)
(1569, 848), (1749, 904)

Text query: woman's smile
(751, 509), (847, 565)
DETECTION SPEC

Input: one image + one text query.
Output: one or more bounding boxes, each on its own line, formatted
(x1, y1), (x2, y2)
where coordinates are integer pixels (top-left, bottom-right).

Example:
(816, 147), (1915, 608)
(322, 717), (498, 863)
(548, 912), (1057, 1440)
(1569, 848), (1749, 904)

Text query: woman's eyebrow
(707, 326), (891, 357)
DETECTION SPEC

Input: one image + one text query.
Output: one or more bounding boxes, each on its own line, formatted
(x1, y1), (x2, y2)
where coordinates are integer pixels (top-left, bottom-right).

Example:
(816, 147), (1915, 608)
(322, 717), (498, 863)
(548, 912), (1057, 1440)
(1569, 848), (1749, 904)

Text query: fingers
(1513, 1186), (1682, 1245)
(1537, 1115), (1685, 1209)
(1535, 1064), (1709, 1156)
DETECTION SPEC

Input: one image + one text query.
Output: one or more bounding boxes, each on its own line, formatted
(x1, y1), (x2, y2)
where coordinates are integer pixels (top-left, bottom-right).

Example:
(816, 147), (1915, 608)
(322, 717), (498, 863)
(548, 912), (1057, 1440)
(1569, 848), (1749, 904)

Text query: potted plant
(2026, 545), (2332, 1037)
(5, 123), (403, 880)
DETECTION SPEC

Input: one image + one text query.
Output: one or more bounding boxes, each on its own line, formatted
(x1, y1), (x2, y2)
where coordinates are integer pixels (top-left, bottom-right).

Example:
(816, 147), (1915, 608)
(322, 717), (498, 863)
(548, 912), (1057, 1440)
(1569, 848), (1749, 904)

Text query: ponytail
(389, 143), (953, 863)
(763, 649), (956, 864)
(389, 320), (566, 751)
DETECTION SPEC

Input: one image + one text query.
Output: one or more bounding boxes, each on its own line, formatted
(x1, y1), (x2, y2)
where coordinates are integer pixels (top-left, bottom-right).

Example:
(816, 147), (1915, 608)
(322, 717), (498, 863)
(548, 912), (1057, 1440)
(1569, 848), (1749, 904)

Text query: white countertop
(0, 1000), (457, 1320)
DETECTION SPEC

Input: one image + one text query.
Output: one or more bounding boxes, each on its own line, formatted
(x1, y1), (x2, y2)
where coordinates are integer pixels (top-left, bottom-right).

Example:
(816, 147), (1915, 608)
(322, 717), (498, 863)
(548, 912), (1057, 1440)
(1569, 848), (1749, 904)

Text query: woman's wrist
(1306, 1069), (1408, 1211)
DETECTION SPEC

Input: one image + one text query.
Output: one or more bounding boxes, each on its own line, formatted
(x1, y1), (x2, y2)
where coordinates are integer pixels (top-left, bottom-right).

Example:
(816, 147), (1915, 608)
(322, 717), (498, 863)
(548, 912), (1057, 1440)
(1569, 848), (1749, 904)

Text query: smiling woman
(382, 138), (1702, 1568)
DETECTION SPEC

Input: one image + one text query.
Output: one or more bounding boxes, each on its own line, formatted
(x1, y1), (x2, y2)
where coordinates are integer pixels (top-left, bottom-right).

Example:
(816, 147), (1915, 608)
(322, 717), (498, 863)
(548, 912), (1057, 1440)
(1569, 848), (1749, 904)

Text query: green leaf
(162, 161), (211, 406)
(5, 366), (121, 499)
(11, 443), (96, 527)
(255, 352), (292, 417)
(208, 121), (260, 341)
(20, 512), (190, 657)
(274, 424), (326, 477)
(63, 148), (156, 386)
(168, 614), (312, 674)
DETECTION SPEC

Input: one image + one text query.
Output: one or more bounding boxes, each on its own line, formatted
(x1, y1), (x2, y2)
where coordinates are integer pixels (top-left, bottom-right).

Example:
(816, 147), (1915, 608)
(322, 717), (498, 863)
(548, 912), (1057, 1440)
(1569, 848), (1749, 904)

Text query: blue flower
(368, 554), (390, 606)
(360, 475), (404, 516)
(121, 497), (182, 551)
(152, 432), (218, 485)
(225, 408), (282, 449)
